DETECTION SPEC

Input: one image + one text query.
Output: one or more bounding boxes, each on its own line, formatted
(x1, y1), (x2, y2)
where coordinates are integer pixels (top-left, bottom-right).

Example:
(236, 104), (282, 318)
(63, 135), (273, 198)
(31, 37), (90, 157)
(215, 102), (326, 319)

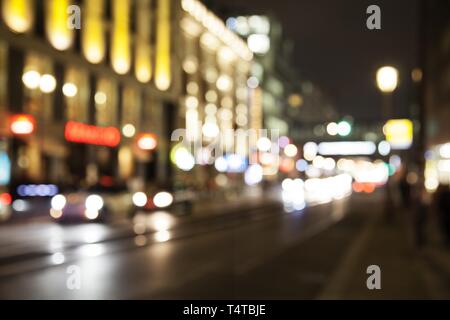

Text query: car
(130, 188), (196, 217)
(49, 184), (133, 223)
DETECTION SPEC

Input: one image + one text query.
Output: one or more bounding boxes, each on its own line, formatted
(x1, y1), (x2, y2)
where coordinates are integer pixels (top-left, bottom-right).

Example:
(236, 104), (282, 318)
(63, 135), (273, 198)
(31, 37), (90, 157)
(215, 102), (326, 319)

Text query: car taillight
(0, 193), (12, 206)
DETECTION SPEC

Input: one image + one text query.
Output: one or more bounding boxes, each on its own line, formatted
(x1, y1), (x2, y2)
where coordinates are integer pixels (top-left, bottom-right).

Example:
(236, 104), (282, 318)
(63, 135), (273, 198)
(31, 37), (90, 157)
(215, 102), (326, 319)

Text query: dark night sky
(212, 0), (420, 122)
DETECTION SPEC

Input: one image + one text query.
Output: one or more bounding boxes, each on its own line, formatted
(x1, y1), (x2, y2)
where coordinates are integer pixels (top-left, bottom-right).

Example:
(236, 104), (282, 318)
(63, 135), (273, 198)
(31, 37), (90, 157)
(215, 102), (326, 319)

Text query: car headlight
(153, 192), (174, 208)
(133, 192), (148, 207)
(51, 195), (67, 210)
(85, 195), (104, 211)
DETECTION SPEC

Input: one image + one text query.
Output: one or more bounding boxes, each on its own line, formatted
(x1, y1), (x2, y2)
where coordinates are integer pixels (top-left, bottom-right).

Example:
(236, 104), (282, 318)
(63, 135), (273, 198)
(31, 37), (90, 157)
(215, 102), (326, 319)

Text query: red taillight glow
(363, 183), (376, 194)
(10, 114), (35, 135)
(353, 182), (376, 194)
(65, 121), (121, 147)
(0, 193), (12, 206)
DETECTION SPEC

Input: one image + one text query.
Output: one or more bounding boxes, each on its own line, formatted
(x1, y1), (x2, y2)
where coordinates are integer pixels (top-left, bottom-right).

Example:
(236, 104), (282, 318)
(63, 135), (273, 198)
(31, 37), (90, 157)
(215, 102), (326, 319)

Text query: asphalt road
(0, 194), (371, 299)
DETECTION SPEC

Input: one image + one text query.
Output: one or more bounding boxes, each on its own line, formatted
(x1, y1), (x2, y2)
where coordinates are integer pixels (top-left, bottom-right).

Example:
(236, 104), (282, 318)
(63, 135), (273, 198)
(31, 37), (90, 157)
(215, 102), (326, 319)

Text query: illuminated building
(226, 13), (338, 153)
(0, 0), (254, 196)
(421, 0), (450, 191)
(177, 0), (254, 186)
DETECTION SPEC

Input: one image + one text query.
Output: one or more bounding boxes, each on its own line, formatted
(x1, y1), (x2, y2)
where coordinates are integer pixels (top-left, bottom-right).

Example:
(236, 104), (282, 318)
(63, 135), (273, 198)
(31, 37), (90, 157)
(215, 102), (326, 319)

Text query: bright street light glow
(337, 121), (352, 137)
(378, 141), (391, 156)
(284, 144), (298, 158)
(318, 142), (377, 156)
(303, 142), (318, 161)
(327, 122), (339, 136)
(22, 70), (41, 89)
(40, 74), (57, 93)
(376, 66), (399, 93)
(247, 34), (270, 55)
(62, 83), (78, 97)
(122, 124), (136, 138)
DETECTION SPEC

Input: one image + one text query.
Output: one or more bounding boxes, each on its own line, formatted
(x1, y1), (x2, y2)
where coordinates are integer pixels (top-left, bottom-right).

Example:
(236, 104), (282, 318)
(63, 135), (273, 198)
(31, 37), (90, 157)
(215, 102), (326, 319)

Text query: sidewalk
(318, 202), (450, 299)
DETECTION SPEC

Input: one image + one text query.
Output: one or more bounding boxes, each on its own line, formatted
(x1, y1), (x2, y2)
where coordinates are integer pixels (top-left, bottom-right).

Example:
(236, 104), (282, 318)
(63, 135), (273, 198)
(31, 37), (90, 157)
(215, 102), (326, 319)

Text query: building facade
(0, 0), (255, 201)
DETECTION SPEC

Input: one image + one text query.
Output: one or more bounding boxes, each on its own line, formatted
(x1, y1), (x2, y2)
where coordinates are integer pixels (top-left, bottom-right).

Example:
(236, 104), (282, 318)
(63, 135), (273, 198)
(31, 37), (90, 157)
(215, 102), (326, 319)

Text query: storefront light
(200, 32), (220, 51)
(326, 122), (339, 136)
(440, 143), (450, 159)
(62, 83), (78, 97)
(10, 114), (35, 135)
(137, 134), (158, 151)
(186, 82), (199, 95)
(46, 0), (74, 51)
(247, 34), (270, 55)
(22, 70), (41, 89)
(135, 0), (152, 83)
(170, 144), (195, 171)
(181, 0), (252, 61)
(94, 91), (107, 105)
(216, 75), (232, 92)
(236, 115), (248, 127)
(257, 137), (272, 152)
(122, 124), (136, 138)
(111, 0), (131, 74)
(205, 90), (218, 103)
(218, 47), (235, 64)
(204, 68), (218, 84)
(2, 0), (34, 33)
(202, 123), (219, 138)
(40, 74), (57, 93)
(0, 152), (11, 186)
(65, 121), (121, 147)
(135, 43), (152, 83)
(182, 56), (198, 74)
(247, 76), (259, 89)
(82, 0), (105, 64)
(185, 96), (199, 109)
(180, 17), (202, 38)
(155, 0), (171, 91)
(284, 144), (298, 158)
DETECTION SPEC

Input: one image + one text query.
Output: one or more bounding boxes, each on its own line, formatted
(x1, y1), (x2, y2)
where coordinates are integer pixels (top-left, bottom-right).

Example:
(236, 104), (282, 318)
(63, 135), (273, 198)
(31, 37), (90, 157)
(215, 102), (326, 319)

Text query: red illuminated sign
(10, 114), (35, 135)
(65, 121), (121, 147)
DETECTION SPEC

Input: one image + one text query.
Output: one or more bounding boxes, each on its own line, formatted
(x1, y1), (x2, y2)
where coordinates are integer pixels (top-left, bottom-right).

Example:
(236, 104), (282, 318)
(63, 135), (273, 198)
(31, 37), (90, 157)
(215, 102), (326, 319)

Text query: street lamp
(376, 65), (399, 120)
(376, 66), (399, 93)
(376, 65), (399, 222)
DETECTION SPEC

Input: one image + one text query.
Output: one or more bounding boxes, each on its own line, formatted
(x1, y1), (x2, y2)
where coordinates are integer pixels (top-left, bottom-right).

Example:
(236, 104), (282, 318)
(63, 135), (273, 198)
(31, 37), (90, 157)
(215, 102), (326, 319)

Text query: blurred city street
(1, 188), (450, 299)
(0, 0), (450, 301)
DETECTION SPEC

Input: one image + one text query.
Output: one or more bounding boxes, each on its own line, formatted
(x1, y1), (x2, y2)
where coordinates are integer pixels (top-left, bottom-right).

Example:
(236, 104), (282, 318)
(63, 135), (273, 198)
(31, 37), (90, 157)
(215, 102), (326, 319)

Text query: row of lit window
(1, 0), (171, 90)
(19, 50), (143, 130)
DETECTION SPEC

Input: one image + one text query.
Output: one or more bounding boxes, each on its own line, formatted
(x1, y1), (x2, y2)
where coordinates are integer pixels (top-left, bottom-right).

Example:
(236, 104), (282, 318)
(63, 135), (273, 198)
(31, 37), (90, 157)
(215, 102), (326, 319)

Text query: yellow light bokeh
(82, 0), (105, 64)
(155, 0), (171, 91)
(111, 0), (131, 75)
(135, 0), (152, 83)
(46, 0), (74, 51)
(384, 119), (413, 150)
(2, 0), (34, 33)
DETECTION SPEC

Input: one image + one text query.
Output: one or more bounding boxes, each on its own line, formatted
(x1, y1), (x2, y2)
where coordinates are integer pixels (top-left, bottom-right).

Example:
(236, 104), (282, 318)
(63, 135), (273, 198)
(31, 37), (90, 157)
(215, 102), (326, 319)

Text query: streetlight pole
(376, 65), (399, 222)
